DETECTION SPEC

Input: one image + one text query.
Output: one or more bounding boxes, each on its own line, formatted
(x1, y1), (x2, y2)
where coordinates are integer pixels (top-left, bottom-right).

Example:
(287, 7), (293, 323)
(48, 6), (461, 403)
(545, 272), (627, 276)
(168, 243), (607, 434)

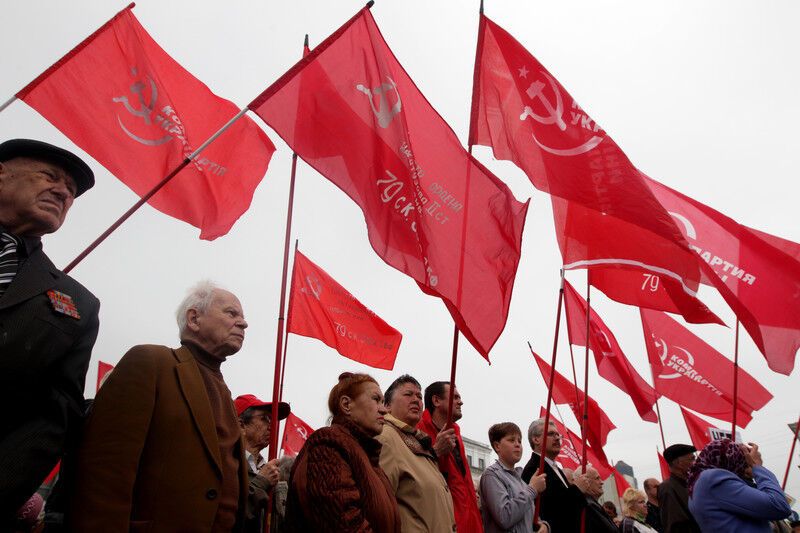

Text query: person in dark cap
(658, 443), (701, 533)
(234, 394), (290, 533)
(0, 139), (99, 526)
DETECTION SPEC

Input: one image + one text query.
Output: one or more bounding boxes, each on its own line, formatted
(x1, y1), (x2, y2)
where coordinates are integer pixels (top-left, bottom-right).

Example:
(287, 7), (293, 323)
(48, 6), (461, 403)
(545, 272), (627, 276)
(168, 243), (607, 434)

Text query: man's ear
(432, 393), (445, 410)
(186, 308), (201, 332)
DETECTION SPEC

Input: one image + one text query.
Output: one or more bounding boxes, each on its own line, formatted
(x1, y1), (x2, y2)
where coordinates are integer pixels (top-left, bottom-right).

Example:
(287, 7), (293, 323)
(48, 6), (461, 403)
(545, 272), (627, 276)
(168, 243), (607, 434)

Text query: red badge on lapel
(47, 290), (81, 319)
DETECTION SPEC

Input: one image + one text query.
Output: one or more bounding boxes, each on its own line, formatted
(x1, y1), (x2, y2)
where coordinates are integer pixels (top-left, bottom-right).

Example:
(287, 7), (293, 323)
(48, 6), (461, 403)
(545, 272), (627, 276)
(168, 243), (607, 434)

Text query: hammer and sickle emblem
(355, 76), (402, 129)
(112, 68), (172, 146)
(302, 275), (323, 301)
(518, 71), (603, 156)
(296, 426), (308, 440)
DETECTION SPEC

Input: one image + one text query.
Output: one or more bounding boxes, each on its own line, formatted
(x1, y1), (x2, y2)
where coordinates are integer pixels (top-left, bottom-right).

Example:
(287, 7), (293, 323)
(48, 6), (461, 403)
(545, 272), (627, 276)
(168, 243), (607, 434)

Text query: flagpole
(654, 397), (667, 451)
(782, 413), (800, 490)
(562, 286), (584, 413)
(444, 139), (474, 428)
(2, 3), (136, 116)
(580, 273), (592, 473)
(0, 96), (16, 114)
(731, 320), (740, 437)
(62, 107), (249, 273)
(530, 268), (566, 527)
(279, 238), (300, 404)
(268, 33), (309, 463)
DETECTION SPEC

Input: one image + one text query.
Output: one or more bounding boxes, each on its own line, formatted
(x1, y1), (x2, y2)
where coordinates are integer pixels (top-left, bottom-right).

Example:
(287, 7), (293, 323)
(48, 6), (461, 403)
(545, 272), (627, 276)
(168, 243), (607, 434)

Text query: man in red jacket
(419, 381), (483, 533)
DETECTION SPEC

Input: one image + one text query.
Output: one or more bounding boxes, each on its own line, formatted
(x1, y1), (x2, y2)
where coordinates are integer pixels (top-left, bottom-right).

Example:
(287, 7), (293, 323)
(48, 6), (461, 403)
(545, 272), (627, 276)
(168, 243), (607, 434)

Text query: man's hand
(433, 428), (457, 457)
(529, 472), (547, 494)
(573, 472), (590, 494)
(257, 458), (280, 486)
(743, 442), (763, 467)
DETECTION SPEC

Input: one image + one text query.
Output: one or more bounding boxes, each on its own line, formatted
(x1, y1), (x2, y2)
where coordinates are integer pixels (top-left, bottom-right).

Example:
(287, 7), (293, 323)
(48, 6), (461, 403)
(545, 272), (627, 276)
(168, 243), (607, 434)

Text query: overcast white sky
(3, 0), (799, 501)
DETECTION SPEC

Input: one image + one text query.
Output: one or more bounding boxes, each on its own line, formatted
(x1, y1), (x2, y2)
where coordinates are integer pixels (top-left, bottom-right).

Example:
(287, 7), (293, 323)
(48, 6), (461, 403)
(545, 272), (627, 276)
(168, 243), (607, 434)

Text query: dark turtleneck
(183, 341), (241, 532)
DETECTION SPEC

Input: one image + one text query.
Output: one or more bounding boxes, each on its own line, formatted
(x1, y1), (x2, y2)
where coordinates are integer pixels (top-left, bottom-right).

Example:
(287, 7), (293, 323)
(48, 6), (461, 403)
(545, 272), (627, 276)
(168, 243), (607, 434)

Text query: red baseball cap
(234, 394), (290, 420)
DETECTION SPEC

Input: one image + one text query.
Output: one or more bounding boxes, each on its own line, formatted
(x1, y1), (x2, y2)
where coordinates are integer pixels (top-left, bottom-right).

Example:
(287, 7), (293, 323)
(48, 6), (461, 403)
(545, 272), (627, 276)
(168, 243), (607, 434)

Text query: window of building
(479, 458), (485, 469)
(467, 454), (473, 467)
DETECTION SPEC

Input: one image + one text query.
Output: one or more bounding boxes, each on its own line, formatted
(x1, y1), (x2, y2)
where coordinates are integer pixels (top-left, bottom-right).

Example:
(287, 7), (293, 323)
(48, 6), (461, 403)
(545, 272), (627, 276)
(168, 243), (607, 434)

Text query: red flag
(250, 8), (528, 359)
(657, 450), (670, 481)
(551, 194), (721, 326)
(470, 15), (704, 304)
(680, 407), (715, 450)
(96, 361), (114, 393)
(563, 280), (658, 422)
(587, 264), (724, 326)
(531, 350), (616, 462)
(287, 249), (402, 370)
(641, 308), (772, 426)
(280, 413), (314, 457)
(613, 469), (631, 496)
(644, 175), (800, 375)
(17, 6), (275, 240)
(539, 407), (613, 479)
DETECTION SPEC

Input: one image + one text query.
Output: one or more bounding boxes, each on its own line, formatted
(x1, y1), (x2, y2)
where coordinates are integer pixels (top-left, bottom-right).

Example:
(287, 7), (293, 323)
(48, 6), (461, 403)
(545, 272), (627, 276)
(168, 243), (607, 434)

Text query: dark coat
(584, 497), (620, 533)
(658, 476), (701, 533)
(286, 418), (400, 533)
(68, 345), (249, 532)
(0, 244), (99, 522)
(521, 451), (587, 532)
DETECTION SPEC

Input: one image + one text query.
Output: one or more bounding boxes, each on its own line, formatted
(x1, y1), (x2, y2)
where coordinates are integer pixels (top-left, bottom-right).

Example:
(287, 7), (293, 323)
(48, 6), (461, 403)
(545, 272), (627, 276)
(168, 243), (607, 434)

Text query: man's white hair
(175, 280), (223, 337)
(527, 417), (556, 446)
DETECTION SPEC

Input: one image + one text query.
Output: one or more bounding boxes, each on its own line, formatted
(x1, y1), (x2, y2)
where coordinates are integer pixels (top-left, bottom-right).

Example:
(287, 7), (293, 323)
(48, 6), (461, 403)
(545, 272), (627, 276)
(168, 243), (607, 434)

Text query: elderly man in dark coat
(659, 443), (701, 533)
(0, 139), (99, 526)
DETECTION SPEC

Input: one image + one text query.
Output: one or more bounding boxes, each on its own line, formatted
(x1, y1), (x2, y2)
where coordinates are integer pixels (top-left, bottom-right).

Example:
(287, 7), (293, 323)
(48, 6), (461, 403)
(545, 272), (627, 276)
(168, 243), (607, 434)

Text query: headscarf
(687, 438), (749, 494)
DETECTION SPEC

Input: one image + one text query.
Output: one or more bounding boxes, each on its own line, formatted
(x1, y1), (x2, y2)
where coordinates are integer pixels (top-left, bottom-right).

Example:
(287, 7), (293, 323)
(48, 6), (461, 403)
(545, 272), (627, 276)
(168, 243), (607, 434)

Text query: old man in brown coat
(69, 281), (250, 532)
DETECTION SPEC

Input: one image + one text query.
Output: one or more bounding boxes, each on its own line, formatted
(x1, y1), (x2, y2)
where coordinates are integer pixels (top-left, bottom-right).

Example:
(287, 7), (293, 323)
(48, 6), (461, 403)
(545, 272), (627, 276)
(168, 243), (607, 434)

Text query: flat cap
(663, 443), (697, 464)
(0, 138), (94, 196)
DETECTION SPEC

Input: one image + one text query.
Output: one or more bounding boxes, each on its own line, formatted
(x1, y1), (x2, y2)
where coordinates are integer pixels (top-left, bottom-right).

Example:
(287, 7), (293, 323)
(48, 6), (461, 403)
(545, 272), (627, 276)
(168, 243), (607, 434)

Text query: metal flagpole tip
(366, 0), (374, 7)
(304, 34), (309, 47)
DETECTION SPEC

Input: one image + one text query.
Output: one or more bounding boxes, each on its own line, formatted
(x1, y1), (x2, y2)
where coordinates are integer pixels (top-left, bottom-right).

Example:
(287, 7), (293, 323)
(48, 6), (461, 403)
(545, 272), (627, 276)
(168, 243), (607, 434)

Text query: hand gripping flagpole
(782, 413), (800, 490)
(731, 320), (740, 437)
(63, 107), (248, 273)
(529, 268), (566, 527)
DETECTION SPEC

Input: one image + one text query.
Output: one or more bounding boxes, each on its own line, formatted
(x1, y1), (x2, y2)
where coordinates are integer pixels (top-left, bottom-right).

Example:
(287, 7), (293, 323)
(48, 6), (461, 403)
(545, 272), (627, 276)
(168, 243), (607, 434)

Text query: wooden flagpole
(62, 107), (249, 273)
(731, 320), (740, 437)
(580, 273), (592, 473)
(530, 269), (566, 527)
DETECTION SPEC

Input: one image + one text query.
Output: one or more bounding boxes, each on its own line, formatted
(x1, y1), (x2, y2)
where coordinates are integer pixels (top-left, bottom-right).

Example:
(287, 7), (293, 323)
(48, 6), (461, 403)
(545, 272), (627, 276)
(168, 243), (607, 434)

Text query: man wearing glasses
(522, 418), (592, 532)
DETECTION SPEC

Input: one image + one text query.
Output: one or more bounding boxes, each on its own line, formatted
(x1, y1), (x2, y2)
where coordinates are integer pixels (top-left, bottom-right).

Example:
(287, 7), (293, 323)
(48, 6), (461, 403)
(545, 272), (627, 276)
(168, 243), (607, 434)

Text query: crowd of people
(1, 137), (798, 532)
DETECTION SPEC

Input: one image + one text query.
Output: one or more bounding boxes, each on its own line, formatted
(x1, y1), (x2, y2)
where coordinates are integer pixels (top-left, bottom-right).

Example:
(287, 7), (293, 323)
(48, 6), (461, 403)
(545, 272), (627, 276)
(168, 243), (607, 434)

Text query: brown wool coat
(68, 345), (249, 532)
(286, 418), (400, 533)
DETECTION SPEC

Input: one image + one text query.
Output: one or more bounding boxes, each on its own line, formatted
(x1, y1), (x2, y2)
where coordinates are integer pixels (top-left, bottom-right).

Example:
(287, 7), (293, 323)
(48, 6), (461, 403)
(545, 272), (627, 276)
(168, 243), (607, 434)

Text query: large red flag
(532, 350), (615, 463)
(287, 249), (402, 370)
(539, 407), (613, 479)
(644, 175), (800, 375)
(563, 280), (658, 422)
(470, 15), (704, 305)
(250, 8), (528, 359)
(552, 196), (724, 325)
(280, 413), (314, 457)
(641, 308), (772, 426)
(17, 6), (275, 240)
(680, 407), (715, 451)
